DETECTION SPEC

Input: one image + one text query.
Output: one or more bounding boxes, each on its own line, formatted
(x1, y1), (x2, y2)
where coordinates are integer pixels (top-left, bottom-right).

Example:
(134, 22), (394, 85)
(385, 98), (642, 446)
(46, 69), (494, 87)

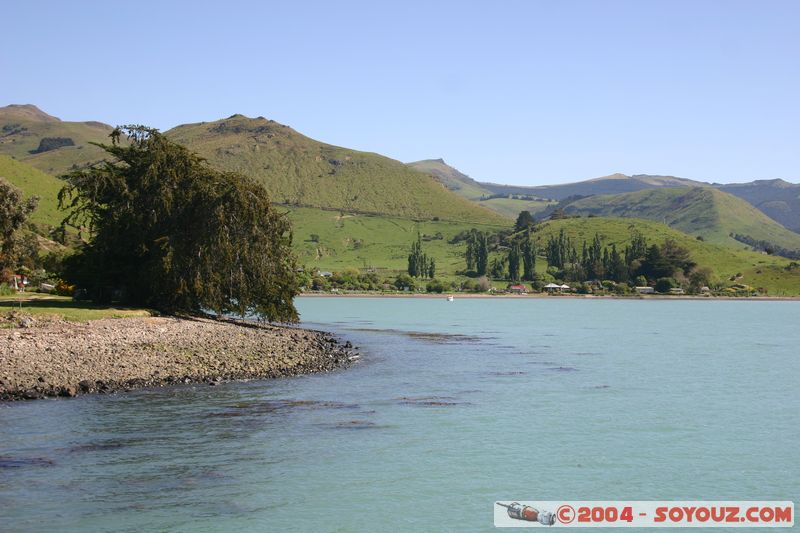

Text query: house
(700, 286), (711, 294)
(635, 286), (655, 294)
(508, 284), (527, 294)
(560, 284), (571, 292)
(318, 271), (333, 278)
(669, 287), (686, 295)
(544, 283), (561, 292)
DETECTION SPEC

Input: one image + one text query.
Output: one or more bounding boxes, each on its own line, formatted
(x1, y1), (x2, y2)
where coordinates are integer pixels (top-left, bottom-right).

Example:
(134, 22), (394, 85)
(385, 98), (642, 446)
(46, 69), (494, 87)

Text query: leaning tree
(59, 126), (299, 322)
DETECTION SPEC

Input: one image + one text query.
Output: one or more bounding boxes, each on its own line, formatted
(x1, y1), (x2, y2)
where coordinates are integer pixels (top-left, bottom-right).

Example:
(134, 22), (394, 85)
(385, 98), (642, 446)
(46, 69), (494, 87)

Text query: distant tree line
(544, 228), (701, 285)
(732, 233), (800, 260)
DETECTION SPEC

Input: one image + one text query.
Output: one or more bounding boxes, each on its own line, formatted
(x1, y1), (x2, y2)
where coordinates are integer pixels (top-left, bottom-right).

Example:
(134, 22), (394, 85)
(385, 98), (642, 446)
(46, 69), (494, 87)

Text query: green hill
(563, 187), (800, 252)
(406, 158), (491, 199)
(534, 217), (800, 295)
(0, 155), (65, 229)
(166, 115), (507, 224)
(0, 104), (116, 176)
(407, 158), (555, 218)
(480, 173), (706, 200)
(717, 179), (800, 233)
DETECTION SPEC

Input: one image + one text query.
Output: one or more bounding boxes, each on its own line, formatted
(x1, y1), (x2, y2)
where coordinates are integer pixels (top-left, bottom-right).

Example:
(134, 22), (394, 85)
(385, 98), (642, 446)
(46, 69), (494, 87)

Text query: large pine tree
(59, 126), (299, 322)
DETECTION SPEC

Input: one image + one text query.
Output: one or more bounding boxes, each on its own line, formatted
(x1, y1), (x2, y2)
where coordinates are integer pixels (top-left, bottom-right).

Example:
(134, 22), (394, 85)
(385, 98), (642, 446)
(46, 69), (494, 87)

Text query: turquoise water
(1, 298), (798, 531)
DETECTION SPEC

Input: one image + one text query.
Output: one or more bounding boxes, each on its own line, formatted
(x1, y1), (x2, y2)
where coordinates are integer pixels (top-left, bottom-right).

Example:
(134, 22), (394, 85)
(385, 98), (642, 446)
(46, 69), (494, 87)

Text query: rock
(60, 385), (78, 397)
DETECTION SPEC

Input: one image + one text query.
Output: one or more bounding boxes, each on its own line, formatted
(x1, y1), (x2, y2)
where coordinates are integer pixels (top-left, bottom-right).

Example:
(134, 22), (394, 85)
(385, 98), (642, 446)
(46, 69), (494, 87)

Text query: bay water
(1, 298), (798, 531)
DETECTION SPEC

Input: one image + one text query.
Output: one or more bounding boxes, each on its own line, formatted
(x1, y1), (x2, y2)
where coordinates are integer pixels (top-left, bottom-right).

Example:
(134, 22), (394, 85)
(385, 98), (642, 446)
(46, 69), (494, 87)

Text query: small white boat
(446, 295), (454, 302)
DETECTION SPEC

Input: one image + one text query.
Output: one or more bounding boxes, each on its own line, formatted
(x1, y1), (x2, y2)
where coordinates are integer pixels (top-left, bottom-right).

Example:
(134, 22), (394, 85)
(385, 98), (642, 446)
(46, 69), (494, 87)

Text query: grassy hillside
(534, 217), (800, 295)
(718, 179), (800, 233)
(166, 115), (507, 224)
(285, 206), (505, 278)
(563, 187), (800, 251)
(285, 206), (800, 294)
(0, 104), (116, 176)
(406, 158), (491, 199)
(480, 173), (706, 200)
(0, 155), (65, 229)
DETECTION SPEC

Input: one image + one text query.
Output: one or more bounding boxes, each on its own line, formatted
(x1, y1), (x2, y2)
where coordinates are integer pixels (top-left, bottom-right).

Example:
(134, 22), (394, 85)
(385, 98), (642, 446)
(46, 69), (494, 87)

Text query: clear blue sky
(2, 1), (798, 185)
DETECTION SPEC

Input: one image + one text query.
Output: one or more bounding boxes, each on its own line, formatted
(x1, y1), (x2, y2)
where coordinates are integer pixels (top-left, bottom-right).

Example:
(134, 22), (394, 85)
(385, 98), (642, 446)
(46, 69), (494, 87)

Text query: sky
(2, 0), (799, 185)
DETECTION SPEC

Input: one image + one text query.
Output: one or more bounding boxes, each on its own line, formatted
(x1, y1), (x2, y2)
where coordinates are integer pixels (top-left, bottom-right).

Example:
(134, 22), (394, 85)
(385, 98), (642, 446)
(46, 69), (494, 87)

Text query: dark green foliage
(655, 277), (676, 293)
(394, 273), (416, 290)
(507, 241), (521, 282)
(464, 229), (489, 276)
(514, 210), (535, 232)
(521, 232), (536, 281)
(407, 233), (431, 278)
(0, 177), (38, 273)
(732, 233), (800, 260)
(58, 126), (299, 321)
(489, 256), (506, 278)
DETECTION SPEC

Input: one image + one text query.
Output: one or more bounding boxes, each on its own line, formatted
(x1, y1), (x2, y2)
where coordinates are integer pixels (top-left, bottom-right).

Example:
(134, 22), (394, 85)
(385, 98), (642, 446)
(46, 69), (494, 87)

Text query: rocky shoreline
(0, 313), (358, 401)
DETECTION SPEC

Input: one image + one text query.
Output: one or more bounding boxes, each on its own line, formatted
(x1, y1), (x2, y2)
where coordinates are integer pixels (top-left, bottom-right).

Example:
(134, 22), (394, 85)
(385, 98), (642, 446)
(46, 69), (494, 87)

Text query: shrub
(655, 277), (676, 293)
(426, 280), (445, 293)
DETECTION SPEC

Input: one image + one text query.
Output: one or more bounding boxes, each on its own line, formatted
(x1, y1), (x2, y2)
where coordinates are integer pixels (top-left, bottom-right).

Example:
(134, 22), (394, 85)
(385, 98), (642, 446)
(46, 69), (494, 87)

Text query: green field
(285, 206), (506, 279)
(0, 294), (151, 322)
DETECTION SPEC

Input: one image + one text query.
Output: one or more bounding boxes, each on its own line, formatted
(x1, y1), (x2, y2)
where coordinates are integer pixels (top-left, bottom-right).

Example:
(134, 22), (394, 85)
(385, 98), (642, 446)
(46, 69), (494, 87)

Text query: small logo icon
(557, 504), (576, 524)
(496, 502), (556, 526)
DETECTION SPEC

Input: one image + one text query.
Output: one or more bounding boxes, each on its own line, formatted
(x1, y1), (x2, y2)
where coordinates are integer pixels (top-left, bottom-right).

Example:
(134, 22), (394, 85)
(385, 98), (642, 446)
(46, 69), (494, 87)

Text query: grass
(0, 294), (151, 322)
(565, 187), (800, 251)
(285, 206), (505, 280)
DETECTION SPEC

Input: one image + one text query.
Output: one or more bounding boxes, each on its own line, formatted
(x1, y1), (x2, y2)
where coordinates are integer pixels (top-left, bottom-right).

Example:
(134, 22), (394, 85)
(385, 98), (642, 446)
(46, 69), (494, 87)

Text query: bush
(655, 277), (676, 293)
(394, 273), (416, 291)
(426, 279), (445, 293)
(614, 284), (629, 295)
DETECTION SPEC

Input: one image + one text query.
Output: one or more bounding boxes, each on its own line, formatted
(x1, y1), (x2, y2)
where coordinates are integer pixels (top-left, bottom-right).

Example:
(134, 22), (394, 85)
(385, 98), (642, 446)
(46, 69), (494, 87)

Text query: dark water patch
(547, 366), (579, 372)
(208, 399), (361, 418)
(404, 332), (484, 344)
(527, 361), (559, 366)
(488, 371), (528, 376)
(587, 385), (611, 389)
(349, 327), (486, 344)
(0, 455), (55, 468)
(321, 420), (382, 430)
(67, 440), (132, 454)
(395, 396), (469, 407)
(572, 352), (601, 356)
